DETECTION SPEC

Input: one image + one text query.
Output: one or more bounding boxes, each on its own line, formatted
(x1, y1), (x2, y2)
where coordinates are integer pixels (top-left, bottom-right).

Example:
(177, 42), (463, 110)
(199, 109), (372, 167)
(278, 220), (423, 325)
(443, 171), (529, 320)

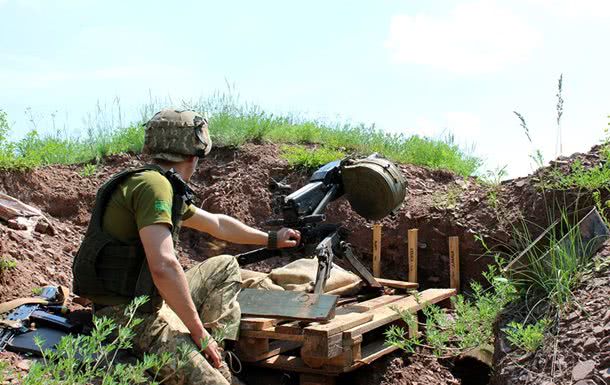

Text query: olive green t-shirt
(102, 170), (197, 243)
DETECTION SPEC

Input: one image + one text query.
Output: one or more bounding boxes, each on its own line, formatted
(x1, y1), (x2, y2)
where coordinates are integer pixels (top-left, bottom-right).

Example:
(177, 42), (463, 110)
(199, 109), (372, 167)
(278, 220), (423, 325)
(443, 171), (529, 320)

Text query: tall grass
(502, 208), (604, 311)
(0, 92), (481, 175)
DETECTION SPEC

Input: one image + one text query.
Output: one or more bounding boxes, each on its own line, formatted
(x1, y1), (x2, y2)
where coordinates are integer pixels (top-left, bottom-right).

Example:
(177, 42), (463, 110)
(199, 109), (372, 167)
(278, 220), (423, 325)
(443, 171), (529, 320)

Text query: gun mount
(236, 154), (406, 295)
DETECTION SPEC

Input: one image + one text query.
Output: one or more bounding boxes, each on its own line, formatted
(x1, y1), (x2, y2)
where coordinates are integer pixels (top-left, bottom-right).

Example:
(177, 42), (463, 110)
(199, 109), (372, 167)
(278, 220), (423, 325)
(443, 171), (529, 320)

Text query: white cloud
(384, 1), (542, 73)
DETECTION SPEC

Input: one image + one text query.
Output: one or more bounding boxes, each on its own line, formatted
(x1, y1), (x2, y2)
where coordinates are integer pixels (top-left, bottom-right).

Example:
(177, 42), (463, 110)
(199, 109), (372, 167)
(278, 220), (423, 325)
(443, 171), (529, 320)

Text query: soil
(0, 142), (608, 384)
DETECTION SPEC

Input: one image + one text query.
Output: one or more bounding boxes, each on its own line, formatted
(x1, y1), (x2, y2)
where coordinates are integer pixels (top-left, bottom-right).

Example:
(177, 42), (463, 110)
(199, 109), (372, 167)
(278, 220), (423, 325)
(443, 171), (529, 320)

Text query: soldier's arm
(183, 208), (300, 247)
(139, 223), (222, 368)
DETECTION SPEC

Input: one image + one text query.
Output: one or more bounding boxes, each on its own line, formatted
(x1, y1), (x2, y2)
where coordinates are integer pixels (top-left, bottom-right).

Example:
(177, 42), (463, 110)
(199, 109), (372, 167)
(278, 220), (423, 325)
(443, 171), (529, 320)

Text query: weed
(80, 163), (97, 177)
(281, 145), (346, 169)
(503, 318), (551, 353)
(480, 165), (507, 209)
(23, 296), (196, 385)
(0, 256), (17, 272)
(31, 287), (43, 296)
(385, 263), (517, 357)
(431, 185), (461, 210)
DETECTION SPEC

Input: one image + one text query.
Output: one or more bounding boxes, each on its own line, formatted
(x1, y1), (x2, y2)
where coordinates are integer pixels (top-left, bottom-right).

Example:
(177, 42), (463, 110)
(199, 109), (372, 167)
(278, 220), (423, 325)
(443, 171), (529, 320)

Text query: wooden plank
(303, 312), (374, 337)
(372, 224), (382, 277)
(353, 339), (398, 366)
(240, 317), (278, 331)
(375, 278), (418, 290)
(407, 229), (418, 283)
(258, 355), (342, 375)
(274, 321), (305, 335)
(238, 289), (338, 321)
(449, 236), (460, 292)
(238, 340), (301, 362)
(343, 288), (456, 341)
(344, 295), (407, 313)
(301, 333), (343, 367)
(240, 328), (305, 342)
(236, 336), (269, 361)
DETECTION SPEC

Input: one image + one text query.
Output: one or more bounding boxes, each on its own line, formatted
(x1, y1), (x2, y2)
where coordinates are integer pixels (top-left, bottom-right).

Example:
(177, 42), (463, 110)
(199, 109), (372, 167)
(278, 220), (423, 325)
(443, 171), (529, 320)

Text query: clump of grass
(31, 287), (43, 296)
(0, 256), (17, 272)
(281, 145), (346, 169)
(385, 263), (517, 357)
(546, 159), (610, 191)
(80, 163), (97, 177)
(503, 318), (551, 353)
(506, 210), (597, 310)
(480, 165), (507, 209)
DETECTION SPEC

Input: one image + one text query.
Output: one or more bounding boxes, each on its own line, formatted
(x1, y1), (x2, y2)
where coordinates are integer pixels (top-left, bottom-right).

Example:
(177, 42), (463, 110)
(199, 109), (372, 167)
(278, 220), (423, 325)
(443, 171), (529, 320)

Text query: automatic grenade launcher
(236, 154), (406, 294)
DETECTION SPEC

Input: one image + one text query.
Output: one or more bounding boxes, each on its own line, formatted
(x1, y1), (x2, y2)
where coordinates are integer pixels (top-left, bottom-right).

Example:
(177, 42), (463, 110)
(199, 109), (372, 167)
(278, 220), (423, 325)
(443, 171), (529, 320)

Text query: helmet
(144, 109), (212, 162)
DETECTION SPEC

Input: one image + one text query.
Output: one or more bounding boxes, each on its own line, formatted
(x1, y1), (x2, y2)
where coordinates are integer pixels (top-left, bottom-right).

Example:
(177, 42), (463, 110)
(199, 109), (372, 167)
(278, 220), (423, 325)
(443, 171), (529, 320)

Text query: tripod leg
(339, 242), (382, 289)
(313, 249), (333, 294)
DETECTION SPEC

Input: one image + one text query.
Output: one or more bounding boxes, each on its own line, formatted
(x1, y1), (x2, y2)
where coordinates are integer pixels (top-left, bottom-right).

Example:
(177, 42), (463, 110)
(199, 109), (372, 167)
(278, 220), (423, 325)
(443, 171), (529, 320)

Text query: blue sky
(1, 0), (609, 178)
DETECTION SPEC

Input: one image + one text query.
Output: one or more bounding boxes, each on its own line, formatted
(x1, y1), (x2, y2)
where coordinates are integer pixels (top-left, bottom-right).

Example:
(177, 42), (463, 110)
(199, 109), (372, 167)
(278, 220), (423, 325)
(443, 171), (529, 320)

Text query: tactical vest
(72, 165), (194, 313)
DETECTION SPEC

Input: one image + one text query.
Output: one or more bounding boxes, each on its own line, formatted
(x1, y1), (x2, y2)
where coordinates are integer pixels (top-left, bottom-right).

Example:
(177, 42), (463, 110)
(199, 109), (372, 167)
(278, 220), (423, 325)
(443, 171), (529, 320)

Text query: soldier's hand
(195, 331), (222, 368)
(277, 228), (301, 248)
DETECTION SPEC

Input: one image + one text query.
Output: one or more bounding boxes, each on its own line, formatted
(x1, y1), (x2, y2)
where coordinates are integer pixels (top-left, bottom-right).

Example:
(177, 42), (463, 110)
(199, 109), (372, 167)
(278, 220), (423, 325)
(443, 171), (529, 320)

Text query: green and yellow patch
(154, 199), (171, 214)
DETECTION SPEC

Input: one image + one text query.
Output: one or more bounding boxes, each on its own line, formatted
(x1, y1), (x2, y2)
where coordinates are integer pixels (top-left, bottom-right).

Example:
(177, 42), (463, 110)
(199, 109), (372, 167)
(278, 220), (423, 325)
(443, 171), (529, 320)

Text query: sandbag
(341, 155), (406, 220)
(240, 258), (362, 296)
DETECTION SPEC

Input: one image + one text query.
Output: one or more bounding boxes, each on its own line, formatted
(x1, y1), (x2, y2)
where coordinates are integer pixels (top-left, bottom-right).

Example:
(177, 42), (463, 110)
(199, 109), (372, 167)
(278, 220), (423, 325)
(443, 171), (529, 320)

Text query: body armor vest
(72, 165), (194, 313)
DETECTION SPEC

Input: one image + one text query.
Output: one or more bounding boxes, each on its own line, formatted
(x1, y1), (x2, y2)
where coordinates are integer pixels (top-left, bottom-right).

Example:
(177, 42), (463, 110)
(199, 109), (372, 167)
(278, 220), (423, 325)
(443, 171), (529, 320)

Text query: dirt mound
(341, 351), (460, 385)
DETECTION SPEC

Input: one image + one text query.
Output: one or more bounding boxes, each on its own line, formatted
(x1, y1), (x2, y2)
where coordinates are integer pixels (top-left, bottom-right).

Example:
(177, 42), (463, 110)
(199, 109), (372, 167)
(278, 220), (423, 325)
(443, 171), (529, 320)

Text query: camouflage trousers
(96, 255), (242, 385)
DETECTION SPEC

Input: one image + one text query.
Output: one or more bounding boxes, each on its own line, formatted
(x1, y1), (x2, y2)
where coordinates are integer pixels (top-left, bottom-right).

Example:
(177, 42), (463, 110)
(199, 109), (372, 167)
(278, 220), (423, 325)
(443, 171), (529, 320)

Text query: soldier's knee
(209, 255), (239, 276)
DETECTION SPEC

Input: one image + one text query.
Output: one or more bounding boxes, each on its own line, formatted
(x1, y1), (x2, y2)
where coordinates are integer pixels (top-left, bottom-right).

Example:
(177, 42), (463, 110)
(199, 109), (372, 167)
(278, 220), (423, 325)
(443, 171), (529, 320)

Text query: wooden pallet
(236, 288), (456, 384)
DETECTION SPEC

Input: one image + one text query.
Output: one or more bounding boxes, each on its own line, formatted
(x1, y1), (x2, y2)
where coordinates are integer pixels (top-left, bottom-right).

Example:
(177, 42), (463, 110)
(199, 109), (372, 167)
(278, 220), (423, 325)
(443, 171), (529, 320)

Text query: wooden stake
(373, 224), (382, 277)
(449, 236), (460, 292)
(407, 228), (419, 338)
(407, 229), (418, 283)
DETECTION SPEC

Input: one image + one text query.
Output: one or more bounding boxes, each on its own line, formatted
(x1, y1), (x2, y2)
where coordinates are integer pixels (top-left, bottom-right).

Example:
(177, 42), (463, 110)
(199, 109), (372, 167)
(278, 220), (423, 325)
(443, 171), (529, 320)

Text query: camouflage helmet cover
(144, 109), (212, 162)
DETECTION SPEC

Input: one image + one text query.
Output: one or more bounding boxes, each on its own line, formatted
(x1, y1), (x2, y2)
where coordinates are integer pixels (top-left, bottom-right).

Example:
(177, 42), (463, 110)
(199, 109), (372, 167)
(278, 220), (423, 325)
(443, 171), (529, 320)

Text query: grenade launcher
(236, 154), (406, 294)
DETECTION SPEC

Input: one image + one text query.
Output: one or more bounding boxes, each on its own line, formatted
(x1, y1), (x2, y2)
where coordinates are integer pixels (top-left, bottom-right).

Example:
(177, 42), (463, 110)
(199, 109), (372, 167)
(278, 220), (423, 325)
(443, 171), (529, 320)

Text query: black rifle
(0, 286), (77, 354)
(236, 160), (382, 294)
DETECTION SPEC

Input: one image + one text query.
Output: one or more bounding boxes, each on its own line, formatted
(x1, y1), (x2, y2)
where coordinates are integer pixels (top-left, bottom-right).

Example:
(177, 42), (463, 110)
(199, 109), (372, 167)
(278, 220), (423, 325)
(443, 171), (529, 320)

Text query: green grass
(0, 92), (481, 176)
(0, 256), (17, 272)
(503, 318), (551, 353)
(281, 145), (347, 169)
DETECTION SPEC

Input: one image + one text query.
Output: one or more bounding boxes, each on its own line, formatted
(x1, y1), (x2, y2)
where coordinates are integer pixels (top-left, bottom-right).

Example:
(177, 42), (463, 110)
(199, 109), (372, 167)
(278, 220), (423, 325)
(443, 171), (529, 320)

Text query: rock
(593, 326), (605, 337)
(583, 337), (598, 353)
(573, 380), (595, 385)
(599, 368), (610, 383)
(16, 359), (31, 371)
(572, 360), (596, 381)
(7, 218), (27, 230)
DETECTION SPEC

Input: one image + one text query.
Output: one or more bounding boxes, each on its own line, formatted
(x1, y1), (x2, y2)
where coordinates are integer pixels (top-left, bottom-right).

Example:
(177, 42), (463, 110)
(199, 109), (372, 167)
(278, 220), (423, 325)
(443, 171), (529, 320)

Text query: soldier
(72, 109), (301, 384)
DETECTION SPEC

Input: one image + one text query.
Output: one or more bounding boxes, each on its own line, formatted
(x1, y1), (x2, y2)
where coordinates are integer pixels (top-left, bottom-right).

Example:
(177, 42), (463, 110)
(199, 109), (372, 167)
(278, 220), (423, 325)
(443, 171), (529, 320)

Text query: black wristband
(267, 231), (278, 249)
